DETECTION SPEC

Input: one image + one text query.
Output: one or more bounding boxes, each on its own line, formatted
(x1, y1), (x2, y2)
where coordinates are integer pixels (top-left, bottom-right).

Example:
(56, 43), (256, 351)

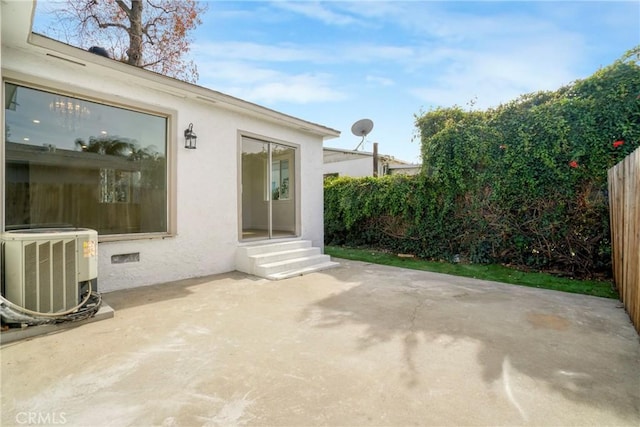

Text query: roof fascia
(323, 147), (373, 156)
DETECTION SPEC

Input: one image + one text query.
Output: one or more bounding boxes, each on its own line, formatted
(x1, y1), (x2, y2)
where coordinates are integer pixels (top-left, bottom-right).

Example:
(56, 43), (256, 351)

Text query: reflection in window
(271, 159), (290, 200)
(4, 83), (168, 235)
(100, 169), (137, 204)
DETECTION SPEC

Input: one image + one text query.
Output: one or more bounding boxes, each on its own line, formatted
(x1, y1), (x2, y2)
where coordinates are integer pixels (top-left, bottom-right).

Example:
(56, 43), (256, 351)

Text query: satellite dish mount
(351, 118), (374, 151)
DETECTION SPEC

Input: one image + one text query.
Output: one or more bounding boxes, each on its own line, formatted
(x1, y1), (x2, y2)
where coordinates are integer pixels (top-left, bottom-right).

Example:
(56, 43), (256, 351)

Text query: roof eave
(25, 32), (341, 139)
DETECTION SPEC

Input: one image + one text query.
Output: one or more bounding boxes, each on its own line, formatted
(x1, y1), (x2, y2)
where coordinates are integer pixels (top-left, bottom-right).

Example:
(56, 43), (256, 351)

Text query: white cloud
(193, 14), (586, 110)
(193, 40), (415, 66)
(191, 39), (411, 105)
(227, 73), (347, 104)
(195, 57), (346, 104)
(342, 44), (414, 63)
(409, 38), (582, 109)
(196, 60), (281, 85)
(192, 41), (325, 63)
(270, 1), (358, 26)
(365, 75), (395, 87)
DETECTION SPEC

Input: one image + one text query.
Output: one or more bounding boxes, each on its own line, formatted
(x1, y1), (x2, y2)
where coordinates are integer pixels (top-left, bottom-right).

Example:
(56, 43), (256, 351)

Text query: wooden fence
(608, 147), (640, 334)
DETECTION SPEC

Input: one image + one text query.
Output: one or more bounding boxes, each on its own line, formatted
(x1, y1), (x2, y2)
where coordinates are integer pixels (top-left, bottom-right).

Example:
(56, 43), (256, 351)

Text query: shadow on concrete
(302, 260), (640, 418)
(103, 271), (252, 311)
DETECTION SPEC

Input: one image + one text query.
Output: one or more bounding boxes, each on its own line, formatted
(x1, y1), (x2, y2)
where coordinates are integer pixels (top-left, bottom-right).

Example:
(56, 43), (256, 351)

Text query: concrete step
(250, 247), (321, 265)
(236, 240), (339, 279)
(266, 260), (341, 280)
(254, 254), (333, 277)
(238, 240), (311, 257)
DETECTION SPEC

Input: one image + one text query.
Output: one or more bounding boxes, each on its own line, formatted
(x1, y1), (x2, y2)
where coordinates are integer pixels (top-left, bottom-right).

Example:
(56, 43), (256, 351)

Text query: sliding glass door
(241, 137), (296, 240)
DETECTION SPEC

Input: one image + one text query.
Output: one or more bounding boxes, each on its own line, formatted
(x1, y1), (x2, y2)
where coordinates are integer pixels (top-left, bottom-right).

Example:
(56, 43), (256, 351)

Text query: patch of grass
(325, 246), (619, 299)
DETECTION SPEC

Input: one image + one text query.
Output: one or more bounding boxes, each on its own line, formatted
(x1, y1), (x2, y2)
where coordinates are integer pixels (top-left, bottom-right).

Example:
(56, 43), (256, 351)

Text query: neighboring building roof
(323, 146), (421, 177)
(387, 163), (421, 176)
(388, 164), (421, 170)
(1, 0), (341, 140)
(323, 146), (417, 166)
(323, 147), (374, 163)
(6, 142), (141, 171)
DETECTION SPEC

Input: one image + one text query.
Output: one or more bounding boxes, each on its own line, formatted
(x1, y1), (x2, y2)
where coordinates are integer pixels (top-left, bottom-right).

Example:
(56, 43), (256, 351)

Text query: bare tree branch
(114, 0), (132, 18)
(145, 0), (176, 15)
(98, 22), (129, 31)
(42, 0), (206, 83)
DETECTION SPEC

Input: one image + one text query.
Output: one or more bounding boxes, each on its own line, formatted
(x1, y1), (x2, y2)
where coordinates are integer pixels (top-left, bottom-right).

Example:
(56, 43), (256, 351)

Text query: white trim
(238, 131), (301, 242)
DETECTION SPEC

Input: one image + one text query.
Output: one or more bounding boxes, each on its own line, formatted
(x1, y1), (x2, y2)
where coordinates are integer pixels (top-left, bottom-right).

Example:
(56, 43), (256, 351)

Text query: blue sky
(34, 1), (640, 163)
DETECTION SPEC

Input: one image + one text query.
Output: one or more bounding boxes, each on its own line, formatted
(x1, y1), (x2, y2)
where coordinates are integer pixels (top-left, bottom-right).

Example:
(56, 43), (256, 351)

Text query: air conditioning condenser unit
(1, 228), (98, 313)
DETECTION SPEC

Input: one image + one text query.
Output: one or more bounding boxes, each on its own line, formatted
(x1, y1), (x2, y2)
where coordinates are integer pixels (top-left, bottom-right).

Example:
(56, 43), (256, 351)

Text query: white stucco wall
(1, 4), (336, 292)
(323, 149), (419, 178)
(324, 157), (374, 177)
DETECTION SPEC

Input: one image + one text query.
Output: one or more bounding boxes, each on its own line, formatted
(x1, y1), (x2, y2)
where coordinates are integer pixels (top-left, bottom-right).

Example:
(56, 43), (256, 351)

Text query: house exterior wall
(1, 5), (334, 292)
(388, 165), (421, 176)
(324, 157), (374, 177)
(323, 148), (420, 178)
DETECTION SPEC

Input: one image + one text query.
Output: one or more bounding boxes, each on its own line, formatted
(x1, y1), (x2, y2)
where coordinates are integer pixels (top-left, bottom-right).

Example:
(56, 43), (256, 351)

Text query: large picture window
(4, 82), (169, 236)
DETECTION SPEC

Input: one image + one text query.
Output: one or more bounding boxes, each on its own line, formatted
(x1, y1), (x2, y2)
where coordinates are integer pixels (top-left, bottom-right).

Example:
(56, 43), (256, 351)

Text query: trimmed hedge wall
(325, 48), (640, 278)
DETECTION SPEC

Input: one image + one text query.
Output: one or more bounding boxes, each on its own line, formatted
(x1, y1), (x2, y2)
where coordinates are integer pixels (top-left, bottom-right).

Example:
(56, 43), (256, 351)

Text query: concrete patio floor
(1, 259), (639, 426)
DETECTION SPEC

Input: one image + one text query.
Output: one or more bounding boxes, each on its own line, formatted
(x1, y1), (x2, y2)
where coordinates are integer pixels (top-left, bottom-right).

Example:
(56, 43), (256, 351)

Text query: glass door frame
(239, 134), (299, 241)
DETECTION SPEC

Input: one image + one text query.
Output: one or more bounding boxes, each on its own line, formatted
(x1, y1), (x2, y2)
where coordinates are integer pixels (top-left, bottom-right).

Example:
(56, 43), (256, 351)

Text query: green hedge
(324, 48), (640, 278)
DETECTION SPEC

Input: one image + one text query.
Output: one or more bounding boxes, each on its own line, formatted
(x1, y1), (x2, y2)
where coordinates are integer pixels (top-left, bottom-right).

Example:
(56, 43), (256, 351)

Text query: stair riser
(256, 255), (332, 276)
(239, 240), (311, 257)
(267, 262), (340, 280)
(236, 240), (338, 279)
(252, 248), (320, 265)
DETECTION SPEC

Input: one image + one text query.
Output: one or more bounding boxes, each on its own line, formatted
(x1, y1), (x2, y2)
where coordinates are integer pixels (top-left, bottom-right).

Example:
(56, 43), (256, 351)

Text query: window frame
(2, 72), (178, 242)
(237, 131), (301, 242)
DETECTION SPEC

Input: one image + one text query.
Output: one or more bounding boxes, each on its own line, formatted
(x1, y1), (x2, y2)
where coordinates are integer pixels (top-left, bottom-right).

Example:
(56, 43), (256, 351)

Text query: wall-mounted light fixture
(184, 123), (197, 149)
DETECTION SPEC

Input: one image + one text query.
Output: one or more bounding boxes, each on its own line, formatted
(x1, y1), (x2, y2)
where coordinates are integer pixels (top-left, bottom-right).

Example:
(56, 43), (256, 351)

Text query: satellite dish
(351, 118), (374, 150)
